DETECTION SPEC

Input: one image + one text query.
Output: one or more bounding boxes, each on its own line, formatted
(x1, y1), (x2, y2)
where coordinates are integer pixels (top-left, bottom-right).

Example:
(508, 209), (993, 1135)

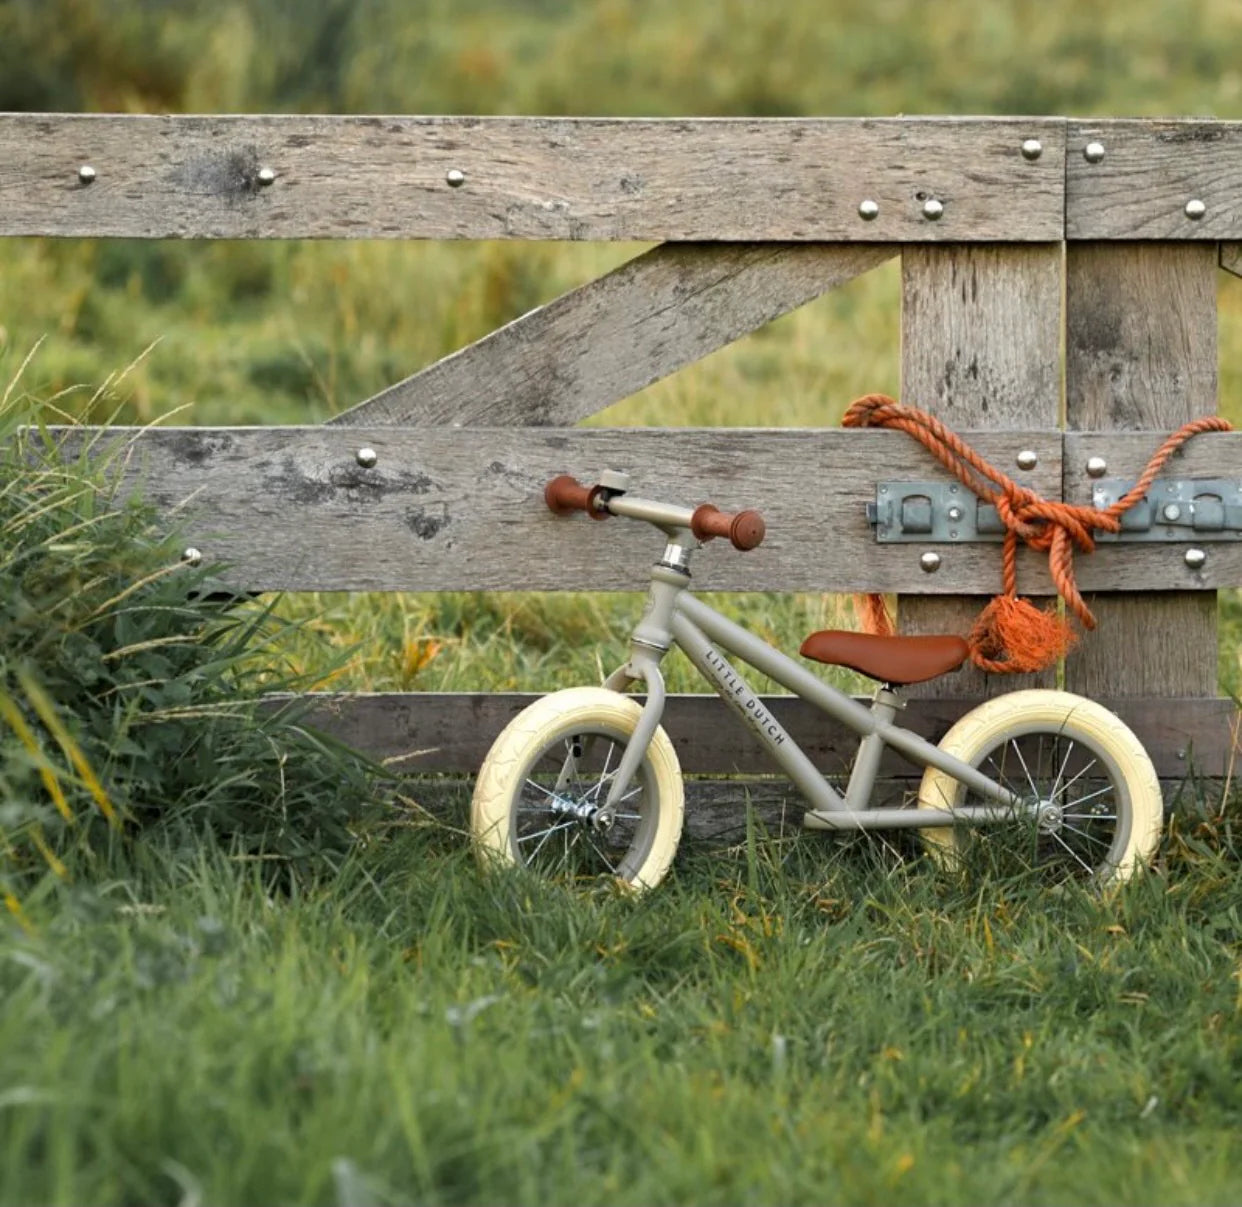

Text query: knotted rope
(843, 393), (1233, 674)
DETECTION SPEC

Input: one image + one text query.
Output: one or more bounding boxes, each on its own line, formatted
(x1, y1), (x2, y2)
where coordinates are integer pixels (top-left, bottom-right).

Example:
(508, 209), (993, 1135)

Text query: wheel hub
(548, 795), (615, 831)
(1035, 801), (1064, 833)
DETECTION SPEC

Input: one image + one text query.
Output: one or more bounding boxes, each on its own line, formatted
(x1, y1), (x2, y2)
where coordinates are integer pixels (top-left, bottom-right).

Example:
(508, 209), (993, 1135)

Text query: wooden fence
(6, 114), (1242, 820)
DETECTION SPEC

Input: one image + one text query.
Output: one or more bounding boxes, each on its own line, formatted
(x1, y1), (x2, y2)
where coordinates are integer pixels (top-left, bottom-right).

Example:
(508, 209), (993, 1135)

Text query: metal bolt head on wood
(78, 164), (96, 184)
(857, 199), (879, 221)
(1083, 141), (1105, 163)
(1184, 198), (1206, 220)
(921, 198), (944, 221)
(1086, 456), (1108, 478)
(919, 551), (941, 573)
(446, 168), (466, 188)
(356, 447), (378, 468)
(1016, 449), (1038, 470)
(181, 547), (203, 567)
(257, 167), (276, 186)
(1184, 547), (1207, 569)
(1021, 138), (1043, 161)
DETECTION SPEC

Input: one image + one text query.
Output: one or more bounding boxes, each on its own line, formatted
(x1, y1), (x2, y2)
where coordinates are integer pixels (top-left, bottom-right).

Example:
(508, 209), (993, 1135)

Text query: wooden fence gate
(5, 115), (1241, 831)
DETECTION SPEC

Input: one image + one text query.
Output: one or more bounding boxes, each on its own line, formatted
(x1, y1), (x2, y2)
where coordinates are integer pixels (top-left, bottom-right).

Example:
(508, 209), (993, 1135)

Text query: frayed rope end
(967, 595), (1077, 674)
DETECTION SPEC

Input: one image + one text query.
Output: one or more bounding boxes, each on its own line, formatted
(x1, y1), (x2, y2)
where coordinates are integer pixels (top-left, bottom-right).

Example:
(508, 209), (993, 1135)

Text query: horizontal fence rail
(1067, 120), (1242, 239)
(57, 425), (1066, 594)
(284, 692), (1239, 781)
(53, 425), (1242, 594)
(9, 114), (1242, 242)
(0, 115), (1066, 242)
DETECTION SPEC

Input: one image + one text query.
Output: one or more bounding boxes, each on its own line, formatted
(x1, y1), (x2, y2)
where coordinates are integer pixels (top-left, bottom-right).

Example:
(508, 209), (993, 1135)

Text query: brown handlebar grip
(544, 475), (610, 519)
(691, 504), (766, 551)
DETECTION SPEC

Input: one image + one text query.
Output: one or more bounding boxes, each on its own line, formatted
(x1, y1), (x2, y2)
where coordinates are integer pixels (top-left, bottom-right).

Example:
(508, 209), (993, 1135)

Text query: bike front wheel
(471, 688), (685, 890)
(917, 690), (1164, 885)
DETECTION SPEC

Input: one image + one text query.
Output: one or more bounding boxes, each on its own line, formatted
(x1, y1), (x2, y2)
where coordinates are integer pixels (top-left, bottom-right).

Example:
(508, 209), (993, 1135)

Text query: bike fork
(595, 651), (668, 824)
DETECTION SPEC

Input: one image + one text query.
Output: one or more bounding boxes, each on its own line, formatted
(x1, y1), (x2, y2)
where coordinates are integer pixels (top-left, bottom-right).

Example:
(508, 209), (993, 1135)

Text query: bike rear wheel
(471, 688), (684, 890)
(917, 690), (1163, 885)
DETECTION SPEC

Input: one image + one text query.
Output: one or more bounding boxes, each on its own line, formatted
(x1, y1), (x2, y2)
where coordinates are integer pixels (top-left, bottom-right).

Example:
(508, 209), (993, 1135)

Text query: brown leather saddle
(800, 630), (969, 685)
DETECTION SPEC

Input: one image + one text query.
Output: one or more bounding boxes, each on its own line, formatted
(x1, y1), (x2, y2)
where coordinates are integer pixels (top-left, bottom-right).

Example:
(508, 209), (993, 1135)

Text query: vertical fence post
(1063, 244), (1219, 709)
(898, 244), (1063, 697)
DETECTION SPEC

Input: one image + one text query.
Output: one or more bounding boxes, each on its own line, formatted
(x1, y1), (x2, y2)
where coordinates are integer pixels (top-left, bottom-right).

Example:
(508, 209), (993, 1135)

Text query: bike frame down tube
(667, 593), (1019, 816)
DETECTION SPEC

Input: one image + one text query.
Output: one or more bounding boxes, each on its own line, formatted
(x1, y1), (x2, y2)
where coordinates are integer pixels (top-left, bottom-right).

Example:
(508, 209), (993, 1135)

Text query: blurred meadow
(3, 5), (1242, 1204)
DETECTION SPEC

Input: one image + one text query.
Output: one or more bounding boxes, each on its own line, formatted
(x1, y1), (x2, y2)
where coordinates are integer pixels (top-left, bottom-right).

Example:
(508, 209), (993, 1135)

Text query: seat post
(843, 686), (904, 810)
(872, 685), (903, 723)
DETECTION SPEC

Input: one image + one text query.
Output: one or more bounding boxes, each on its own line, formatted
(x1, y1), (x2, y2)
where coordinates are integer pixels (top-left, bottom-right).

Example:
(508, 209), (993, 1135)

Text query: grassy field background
(2, 1), (1241, 1204)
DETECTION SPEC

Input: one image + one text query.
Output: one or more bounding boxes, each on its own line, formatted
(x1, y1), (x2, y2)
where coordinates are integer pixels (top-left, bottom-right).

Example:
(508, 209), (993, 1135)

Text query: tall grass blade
(0, 688), (74, 824)
(16, 670), (118, 827)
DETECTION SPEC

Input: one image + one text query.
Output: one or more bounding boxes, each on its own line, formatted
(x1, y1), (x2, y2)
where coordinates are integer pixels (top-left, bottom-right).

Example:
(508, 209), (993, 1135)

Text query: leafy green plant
(0, 348), (390, 907)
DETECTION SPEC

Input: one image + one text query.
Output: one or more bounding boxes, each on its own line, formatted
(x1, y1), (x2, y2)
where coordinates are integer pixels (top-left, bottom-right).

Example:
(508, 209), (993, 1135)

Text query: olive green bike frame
(598, 525), (1025, 832)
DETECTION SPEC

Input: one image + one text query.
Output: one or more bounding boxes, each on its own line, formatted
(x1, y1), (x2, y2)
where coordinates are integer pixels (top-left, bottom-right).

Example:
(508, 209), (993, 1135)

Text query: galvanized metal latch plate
(867, 482), (1005, 543)
(868, 477), (1242, 544)
(1089, 478), (1242, 542)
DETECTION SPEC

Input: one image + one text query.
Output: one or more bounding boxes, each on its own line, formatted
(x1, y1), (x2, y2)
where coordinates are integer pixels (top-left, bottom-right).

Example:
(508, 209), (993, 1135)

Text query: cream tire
(917, 690), (1163, 884)
(471, 687), (684, 890)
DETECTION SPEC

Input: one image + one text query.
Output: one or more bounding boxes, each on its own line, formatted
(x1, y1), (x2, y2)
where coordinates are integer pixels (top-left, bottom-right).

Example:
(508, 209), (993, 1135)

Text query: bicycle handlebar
(543, 475), (766, 551)
(544, 474), (610, 519)
(690, 503), (766, 551)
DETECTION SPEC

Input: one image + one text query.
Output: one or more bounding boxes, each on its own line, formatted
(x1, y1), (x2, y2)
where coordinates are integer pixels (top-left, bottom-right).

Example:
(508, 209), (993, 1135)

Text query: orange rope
(844, 393), (1233, 673)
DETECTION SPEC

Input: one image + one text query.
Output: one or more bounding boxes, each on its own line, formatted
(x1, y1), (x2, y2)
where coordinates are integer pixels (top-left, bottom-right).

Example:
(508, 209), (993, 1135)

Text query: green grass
(2, 817), (1240, 1206)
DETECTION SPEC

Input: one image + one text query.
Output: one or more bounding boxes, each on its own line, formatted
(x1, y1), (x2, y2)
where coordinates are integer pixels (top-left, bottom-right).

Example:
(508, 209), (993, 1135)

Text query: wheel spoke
(581, 830), (618, 873)
(1046, 826), (1096, 875)
(1049, 739), (1075, 804)
(1010, 740), (1042, 804)
(1057, 757), (1102, 799)
(1059, 821), (1112, 848)
(521, 819), (578, 864)
(1064, 782), (1114, 809)
(585, 742), (617, 802)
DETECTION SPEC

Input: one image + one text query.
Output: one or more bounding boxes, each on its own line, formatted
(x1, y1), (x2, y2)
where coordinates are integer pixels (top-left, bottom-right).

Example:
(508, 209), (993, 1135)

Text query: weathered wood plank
(1064, 244), (1219, 698)
(330, 243), (894, 428)
(1068, 120), (1242, 239)
(1065, 431), (1242, 592)
(0, 114), (1066, 241)
(48, 425), (1061, 594)
(898, 244), (1064, 696)
(282, 691), (1240, 780)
